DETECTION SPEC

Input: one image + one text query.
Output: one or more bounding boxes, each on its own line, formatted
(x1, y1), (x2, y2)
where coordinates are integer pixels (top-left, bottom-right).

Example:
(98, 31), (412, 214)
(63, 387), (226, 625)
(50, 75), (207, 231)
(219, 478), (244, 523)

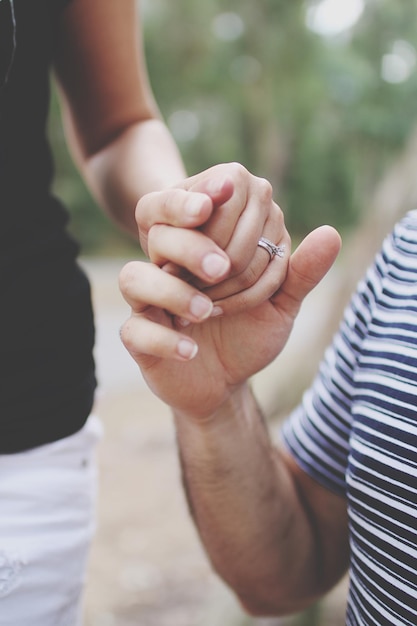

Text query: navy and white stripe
(283, 211), (417, 625)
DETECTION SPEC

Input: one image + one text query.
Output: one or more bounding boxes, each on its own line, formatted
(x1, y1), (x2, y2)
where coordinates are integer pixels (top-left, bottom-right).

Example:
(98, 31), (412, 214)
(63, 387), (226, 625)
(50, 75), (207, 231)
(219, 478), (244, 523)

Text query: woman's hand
(136, 163), (290, 316)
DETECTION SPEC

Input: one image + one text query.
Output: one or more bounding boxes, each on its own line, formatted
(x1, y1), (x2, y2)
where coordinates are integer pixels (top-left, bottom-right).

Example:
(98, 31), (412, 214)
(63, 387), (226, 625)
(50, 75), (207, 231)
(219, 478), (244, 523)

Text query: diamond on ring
(257, 237), (285, 261)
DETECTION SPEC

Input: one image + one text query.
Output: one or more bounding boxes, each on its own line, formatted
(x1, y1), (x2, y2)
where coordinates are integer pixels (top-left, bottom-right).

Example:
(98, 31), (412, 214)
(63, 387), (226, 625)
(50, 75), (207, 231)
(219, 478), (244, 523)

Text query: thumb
(274, 225), (342, 316)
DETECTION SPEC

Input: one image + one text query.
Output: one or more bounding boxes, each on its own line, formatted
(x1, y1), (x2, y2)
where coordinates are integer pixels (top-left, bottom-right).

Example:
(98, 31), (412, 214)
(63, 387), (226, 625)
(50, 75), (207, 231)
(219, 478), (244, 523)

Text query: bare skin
(53, 0), (287, 313)
(119, 224), (350, 616)
(53, 1), (349, 615)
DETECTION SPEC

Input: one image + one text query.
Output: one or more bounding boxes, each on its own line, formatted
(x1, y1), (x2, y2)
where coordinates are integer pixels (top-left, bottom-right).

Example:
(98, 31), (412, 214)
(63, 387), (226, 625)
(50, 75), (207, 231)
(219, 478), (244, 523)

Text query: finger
(147, 224), (231, 284)
(177, 163), (236, 208)
(273, 225), (342, 316)
(177, 164), (254, 251)
(120, 313), (198, 362)
(203, 233), (289, 304)
(210, 252), (290, 317)
(197, 202), (288, 302)
(198, 164), (252, 250)
(196, 172), (283, 299)
(137, 168), (237, 255)
(223, 194), (284, 277)
(136, 188), (214, 254)
(119, 260), (214, 323)
(186, 171), (235, 209)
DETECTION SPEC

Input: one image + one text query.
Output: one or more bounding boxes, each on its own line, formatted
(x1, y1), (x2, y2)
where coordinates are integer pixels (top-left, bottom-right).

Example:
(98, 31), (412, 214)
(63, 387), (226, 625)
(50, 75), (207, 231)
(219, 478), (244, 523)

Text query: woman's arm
(52, 0), (288, 310)
(52, 0), (186, 236)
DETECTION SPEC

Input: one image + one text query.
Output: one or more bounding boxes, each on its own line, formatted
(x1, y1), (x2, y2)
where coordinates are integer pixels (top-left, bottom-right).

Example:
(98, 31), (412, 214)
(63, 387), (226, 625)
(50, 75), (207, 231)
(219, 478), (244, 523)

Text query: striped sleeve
(281, 212), (417, 624)
(281, 229), (388, 497)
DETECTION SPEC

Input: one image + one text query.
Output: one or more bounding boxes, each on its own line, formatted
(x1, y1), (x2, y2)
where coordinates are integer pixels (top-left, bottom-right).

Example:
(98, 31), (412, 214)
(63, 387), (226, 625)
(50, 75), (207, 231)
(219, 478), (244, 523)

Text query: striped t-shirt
(282, 211), (417, 625)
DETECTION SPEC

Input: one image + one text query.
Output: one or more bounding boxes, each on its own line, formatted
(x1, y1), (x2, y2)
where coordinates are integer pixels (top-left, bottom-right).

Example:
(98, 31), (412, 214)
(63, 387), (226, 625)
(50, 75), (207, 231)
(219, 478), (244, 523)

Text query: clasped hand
(119, 163), (341, 419)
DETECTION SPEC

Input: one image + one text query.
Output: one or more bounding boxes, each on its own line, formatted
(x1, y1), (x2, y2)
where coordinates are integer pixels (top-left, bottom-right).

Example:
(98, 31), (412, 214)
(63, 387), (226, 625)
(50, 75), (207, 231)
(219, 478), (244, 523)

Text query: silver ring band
(257, 237), (285, 261)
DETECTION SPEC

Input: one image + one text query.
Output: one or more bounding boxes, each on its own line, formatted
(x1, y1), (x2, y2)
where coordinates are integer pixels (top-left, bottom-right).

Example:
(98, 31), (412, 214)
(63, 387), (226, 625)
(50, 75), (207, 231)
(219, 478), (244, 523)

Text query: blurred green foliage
(49, 0), (417, 254)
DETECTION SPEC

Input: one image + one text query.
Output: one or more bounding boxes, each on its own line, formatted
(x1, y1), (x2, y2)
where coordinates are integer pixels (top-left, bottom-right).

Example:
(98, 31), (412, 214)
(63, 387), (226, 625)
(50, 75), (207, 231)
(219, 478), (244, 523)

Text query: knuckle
(228, 161), (249, 181)
(257, 177), (273, 204)
(119, 317), (149, 359)
(119, 318), (134, 351)
(118, 262), (138, 294)
(120, 316), (172, 360)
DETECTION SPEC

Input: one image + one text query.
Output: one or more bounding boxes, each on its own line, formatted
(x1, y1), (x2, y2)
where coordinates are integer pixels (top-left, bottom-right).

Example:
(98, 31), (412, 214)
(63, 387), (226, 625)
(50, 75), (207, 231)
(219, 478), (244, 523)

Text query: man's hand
(119, 225), (341, 420)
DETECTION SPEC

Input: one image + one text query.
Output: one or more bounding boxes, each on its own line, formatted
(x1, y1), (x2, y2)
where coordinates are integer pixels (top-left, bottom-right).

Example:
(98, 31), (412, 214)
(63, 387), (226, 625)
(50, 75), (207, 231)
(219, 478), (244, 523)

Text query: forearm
(81, 118), (187, 237)
(53, 0), (187, 238)
(174, 383), (323, 616)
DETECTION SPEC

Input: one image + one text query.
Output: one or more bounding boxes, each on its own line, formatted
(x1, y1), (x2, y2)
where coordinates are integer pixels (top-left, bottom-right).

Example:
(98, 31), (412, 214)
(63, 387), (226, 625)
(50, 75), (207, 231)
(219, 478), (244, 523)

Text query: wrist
(173, 382), (262, 439)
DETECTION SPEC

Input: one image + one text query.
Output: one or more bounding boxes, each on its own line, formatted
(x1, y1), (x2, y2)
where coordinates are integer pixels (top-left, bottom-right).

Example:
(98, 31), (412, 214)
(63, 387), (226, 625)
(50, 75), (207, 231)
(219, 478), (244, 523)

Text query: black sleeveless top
(0, 0), (96, 452)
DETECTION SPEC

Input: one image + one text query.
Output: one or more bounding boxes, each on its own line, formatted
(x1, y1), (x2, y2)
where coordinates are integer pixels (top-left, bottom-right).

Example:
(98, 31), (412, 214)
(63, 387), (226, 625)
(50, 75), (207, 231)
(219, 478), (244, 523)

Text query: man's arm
(175, 384), (349, 616)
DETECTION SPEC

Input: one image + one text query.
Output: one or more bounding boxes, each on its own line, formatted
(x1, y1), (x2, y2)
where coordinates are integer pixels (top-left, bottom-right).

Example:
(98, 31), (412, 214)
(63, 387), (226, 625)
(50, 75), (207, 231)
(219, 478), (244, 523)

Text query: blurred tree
(49, 0), (417, 255)
(144, 0), (417, 236)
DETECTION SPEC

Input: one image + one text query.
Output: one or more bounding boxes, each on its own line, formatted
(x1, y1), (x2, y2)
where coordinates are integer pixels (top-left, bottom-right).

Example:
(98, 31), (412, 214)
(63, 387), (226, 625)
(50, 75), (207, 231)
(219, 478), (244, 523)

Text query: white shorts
(0, 415), (102, 626)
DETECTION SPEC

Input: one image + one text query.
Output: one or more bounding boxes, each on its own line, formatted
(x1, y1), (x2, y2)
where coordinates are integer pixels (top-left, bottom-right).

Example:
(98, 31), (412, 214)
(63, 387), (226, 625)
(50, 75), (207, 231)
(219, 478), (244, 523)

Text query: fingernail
(211, 305), (223, 317)
(190, 295), (213, 320)
(202, 253), (230, 279)
(177, 339), (198, 360)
